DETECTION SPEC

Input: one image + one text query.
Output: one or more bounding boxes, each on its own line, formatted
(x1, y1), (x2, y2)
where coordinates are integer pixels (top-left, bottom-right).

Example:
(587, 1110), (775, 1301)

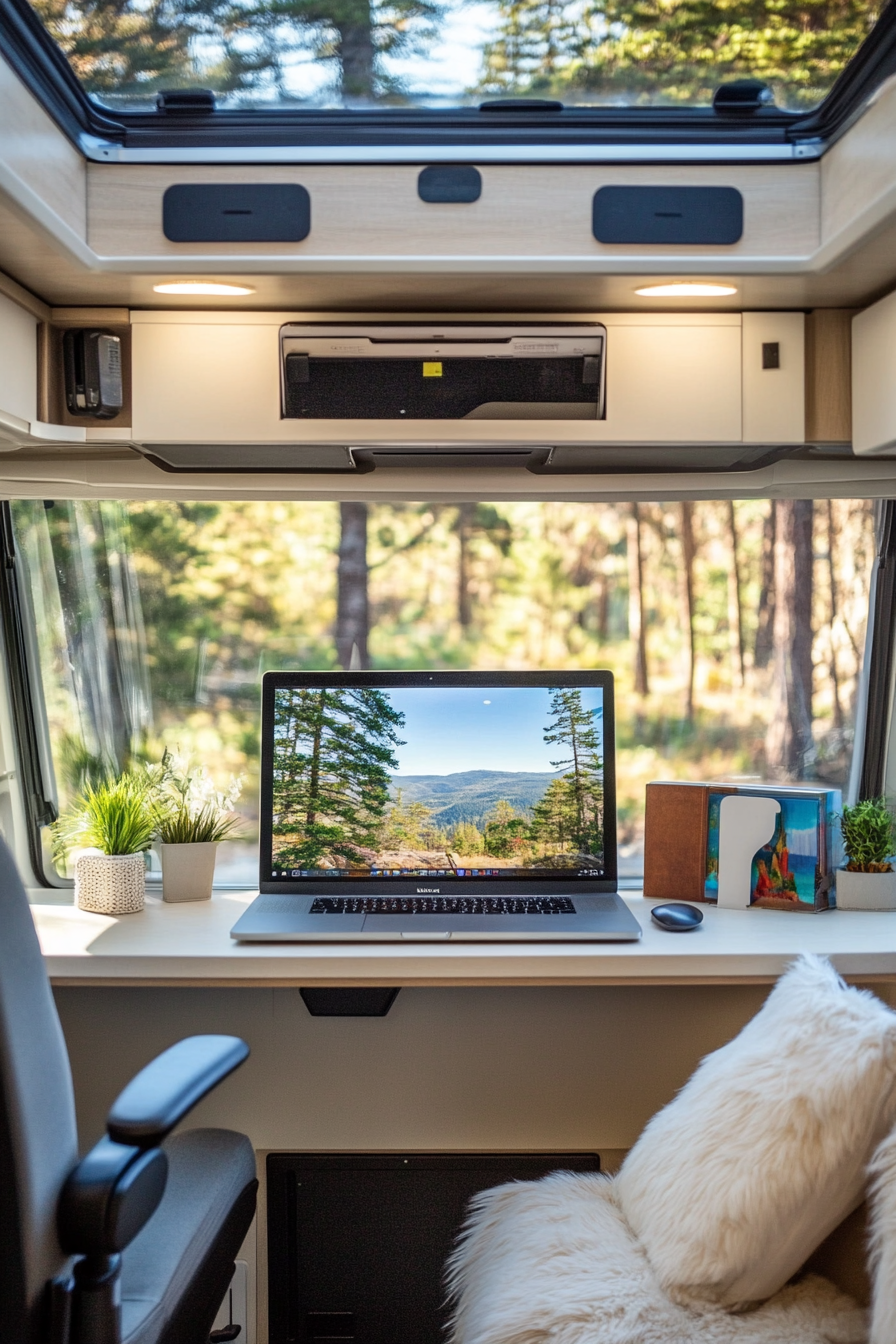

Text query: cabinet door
(602, 322), (742, 443)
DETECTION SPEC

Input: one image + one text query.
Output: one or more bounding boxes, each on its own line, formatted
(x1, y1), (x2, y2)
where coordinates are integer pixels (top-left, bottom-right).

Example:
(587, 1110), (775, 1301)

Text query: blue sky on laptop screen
(270, 685), (605, 879)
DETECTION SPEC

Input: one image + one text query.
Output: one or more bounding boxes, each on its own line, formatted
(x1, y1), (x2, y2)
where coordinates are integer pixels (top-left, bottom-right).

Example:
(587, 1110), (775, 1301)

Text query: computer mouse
(650, 902), (704, 932)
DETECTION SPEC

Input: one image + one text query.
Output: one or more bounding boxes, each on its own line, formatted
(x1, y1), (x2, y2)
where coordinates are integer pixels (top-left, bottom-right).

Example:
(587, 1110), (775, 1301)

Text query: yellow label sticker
(422, 361), (443, 377)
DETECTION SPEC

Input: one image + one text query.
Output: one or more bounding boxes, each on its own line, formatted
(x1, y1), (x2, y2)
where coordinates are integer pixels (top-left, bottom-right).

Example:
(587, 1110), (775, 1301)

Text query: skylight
(25, 0), (884, 112)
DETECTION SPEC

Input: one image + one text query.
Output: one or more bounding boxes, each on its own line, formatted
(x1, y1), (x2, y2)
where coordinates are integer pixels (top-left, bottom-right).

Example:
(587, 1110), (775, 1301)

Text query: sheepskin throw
(447, 1171), (866, 1344)
(615, 955), (896, 1308)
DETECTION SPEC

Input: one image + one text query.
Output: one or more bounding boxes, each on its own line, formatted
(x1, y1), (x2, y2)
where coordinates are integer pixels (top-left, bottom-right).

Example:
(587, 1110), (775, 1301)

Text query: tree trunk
(826, 499), (845, 735)
(456, 502), (474, 628)
(626, 504), (649, 695)
(754, 502), (776, 669)
(727, 501), (746, 686)
(338, 0), (375, 102)
(766, 500), (815, 778)
(336, 502), (369, 669)
(680, 502), (697, 722)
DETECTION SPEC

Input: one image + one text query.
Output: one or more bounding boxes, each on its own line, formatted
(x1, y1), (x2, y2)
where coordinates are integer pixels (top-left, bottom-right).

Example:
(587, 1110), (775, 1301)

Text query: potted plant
(52, 773), (155, 915)
(152, 758), (242, 903)
(837, 798), (896, 910)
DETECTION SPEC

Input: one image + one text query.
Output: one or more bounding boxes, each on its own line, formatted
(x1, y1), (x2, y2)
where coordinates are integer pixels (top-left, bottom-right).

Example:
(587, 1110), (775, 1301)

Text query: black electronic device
(280, 323), (606, 420)
(592, 186), (743, 245)
(62, 329), (123, 419)
(650, 902), (704, 931)
(266, 1153), (601, 1344)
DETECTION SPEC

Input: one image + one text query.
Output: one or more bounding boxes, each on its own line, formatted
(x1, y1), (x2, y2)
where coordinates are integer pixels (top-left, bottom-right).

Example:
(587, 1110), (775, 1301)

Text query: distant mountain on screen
(390, 769), (557, 828)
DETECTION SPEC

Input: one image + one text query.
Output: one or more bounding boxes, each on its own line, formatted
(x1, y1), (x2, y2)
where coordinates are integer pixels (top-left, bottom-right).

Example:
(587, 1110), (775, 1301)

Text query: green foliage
(451, 820), (484, 855)
(530, 776), (577, 850)
(479, 0), (880, 109)
(273, 687), (405, 867)
(483, 800), (530, 857)
(839, 798), (896, 872)
(52, 773), (155, 860)
(543, 687), (603, 854)
(380, 788), (435, 849)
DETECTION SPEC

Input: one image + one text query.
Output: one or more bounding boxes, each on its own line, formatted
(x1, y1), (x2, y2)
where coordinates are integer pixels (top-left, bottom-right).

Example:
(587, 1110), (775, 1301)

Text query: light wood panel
(0, 290), (38, 425)
(0, 58), (86, 238)
(87, 162), (819, 262)
(805, 310), (855, 444)
(821, 76), (896, 252)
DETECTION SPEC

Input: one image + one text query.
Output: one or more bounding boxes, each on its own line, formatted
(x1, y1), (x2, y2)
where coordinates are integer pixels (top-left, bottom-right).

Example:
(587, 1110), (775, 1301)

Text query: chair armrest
(58, 1138), (168, 1255)
(106, 1035), (249, 1148)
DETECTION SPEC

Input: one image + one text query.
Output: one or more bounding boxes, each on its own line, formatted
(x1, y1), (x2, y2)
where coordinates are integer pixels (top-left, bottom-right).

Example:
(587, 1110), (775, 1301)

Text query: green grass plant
(52, 773), (155, 861)
(839, 798), (896, 872)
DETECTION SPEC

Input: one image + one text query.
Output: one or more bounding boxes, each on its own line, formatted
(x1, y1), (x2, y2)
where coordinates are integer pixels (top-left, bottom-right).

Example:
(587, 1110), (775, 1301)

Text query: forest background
(31, 0), (881, 112)
(13, 497), (875, 879)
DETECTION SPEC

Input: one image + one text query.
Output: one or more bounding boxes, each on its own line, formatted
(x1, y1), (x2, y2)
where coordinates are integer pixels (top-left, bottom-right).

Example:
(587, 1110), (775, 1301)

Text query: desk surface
(31, 889), (896, 986)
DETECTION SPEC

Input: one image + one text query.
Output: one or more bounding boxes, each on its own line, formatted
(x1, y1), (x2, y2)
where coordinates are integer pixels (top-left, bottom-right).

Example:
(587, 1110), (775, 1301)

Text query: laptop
(231, 670), (641, 942)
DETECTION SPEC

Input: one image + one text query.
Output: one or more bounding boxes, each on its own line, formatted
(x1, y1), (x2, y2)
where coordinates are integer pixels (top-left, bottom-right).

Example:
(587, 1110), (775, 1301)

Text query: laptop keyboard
(309, 896), (577, 915)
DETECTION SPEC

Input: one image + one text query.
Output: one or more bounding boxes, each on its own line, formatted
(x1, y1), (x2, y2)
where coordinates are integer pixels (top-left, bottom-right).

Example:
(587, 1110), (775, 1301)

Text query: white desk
(31, 890), (896, 986)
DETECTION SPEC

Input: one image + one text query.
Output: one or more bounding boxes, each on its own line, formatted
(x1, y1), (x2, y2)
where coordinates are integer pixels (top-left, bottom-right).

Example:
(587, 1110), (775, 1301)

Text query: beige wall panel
(742, 312), (804, 444)
(88, 163), (818, 261)
(0, 57), (86, 238)
(822, 77), (896, 249)
(131, 314), (744, 445)
(853, 288), (896, 455)
(0, 290), (38, 424)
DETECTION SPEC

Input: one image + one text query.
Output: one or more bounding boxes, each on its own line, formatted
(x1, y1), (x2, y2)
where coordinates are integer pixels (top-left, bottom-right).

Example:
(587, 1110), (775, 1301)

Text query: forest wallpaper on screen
(270, 685), (604, 872)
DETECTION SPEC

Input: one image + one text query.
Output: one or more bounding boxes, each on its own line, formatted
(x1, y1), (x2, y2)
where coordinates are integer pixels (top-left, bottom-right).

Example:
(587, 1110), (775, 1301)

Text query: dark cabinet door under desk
(267, 1152), (600, 1344)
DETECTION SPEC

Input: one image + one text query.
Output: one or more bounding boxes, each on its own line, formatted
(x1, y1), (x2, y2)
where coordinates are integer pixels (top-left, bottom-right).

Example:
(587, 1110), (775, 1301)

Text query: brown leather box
(643, 781), (736, 902)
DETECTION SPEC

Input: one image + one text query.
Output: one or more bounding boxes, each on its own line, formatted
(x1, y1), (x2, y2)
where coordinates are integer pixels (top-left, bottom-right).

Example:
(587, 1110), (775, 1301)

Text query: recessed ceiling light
(635, 282), (738, 297)
(152, 281), (256, 296)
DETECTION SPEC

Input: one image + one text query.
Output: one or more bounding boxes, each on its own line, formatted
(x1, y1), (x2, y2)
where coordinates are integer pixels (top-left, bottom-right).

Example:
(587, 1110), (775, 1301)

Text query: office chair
(0, 836), (258, 1344)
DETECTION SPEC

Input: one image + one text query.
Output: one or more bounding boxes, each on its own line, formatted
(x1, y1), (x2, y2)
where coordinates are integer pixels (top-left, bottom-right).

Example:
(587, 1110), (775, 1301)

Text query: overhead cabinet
(129, 311), (806, 460)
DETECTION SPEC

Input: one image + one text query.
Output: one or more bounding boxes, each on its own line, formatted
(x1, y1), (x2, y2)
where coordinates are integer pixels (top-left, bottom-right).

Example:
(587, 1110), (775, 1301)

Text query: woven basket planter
(75, 852), (145, 915)
(160, 842), (218, 903)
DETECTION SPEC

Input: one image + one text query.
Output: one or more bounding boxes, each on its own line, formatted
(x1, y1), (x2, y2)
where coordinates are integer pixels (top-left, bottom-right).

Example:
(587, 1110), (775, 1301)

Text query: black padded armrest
(107, 1035), (249, 1147)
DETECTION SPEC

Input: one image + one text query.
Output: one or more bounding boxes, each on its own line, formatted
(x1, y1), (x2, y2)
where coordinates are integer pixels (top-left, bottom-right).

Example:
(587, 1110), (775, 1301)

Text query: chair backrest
(0, 836), (79, 1343)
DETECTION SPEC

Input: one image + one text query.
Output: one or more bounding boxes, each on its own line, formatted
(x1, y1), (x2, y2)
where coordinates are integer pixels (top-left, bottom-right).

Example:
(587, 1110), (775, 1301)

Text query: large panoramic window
(10, 497), (875, 884)
(25, 0), (882, 112)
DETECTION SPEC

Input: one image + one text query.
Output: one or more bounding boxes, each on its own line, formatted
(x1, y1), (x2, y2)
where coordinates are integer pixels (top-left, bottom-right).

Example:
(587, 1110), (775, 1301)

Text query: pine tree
(272, 687), (405, 866)
(543, 688), (603, 854)
(531, 776), (577, 851)
(451, 820), (485, 855)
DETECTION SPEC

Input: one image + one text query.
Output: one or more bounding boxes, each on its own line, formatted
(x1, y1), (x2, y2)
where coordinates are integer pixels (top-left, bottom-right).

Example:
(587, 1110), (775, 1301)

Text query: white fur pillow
(615, 954), (896, 1309)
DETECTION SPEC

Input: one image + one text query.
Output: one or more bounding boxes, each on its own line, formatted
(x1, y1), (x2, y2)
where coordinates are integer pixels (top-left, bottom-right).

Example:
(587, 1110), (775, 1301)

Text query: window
(18, 0), (882, 113)
(10, 497), (876, 886)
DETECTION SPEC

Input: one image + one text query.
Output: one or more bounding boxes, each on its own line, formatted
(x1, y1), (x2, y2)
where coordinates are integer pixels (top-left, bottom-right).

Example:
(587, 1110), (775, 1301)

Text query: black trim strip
(0, 502), (56, 885)
(859, 499), (896, 800)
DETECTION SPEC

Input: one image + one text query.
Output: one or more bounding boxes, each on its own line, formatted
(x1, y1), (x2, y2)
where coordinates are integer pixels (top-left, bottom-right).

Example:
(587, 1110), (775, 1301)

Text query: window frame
(3, 0), (896, 158)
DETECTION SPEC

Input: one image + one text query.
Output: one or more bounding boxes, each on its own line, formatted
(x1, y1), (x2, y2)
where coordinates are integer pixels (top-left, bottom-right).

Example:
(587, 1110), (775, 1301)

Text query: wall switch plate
(210, 1260), (248, 1342)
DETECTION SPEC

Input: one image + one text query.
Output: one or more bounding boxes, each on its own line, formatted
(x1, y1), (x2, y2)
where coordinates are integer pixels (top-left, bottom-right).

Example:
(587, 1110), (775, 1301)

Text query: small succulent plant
(839, 798), (896, 873)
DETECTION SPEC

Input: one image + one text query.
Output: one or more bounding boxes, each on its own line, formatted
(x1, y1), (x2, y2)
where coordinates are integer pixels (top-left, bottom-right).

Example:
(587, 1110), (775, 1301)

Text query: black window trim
(3, 0), (896, 157)
(0, 502), (58, 888)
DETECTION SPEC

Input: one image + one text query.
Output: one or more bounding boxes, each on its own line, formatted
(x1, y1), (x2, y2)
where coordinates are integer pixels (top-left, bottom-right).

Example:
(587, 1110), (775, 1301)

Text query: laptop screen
(260, 672), (616, 891)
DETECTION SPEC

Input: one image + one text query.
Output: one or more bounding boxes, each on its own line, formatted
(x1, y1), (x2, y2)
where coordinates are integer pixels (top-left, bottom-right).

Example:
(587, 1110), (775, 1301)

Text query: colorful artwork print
(704, 789), (838, 908)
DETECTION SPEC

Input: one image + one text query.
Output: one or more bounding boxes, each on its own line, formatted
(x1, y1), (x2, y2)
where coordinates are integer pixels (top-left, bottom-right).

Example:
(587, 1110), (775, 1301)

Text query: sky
(384, 685), (604, 775)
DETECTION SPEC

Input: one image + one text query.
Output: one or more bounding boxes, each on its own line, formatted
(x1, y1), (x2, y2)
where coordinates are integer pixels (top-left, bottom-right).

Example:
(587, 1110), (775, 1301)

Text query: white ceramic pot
(160, 842), (218, 902)
(75, 852), (145, 915)
(836, 868), (896, 911)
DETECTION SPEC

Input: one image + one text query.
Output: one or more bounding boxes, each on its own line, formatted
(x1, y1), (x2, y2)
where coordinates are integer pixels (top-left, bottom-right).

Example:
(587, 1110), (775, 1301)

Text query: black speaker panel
(592, 186), (743, 244)
(418, 165), (482, 203)
(162, 184), (311, 242)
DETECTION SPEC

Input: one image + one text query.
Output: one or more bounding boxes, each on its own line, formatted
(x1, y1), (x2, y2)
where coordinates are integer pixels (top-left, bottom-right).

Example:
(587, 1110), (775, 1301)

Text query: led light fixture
(152, 281), (256, 296)
(635, 283), (738, 297)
